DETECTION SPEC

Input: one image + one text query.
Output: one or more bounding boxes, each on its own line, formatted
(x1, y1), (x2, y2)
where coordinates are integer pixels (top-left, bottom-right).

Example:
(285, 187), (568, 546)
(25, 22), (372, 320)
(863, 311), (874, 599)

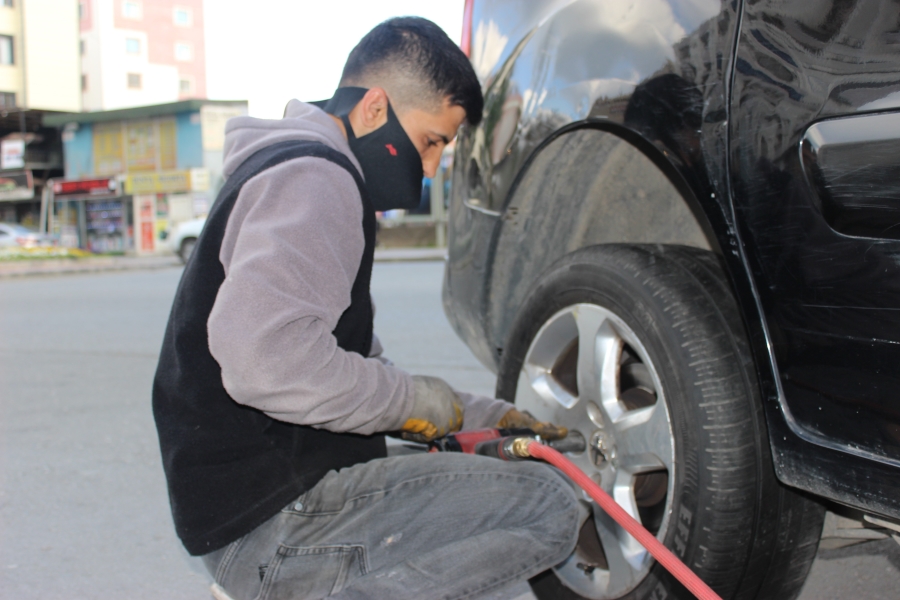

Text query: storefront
(49, 178), (130, 252)
(0, 110), (67, 227)
(125, 168), (209, 254)
(47, 168), (210, 253)
(42, 99), (246, 252)
(0, 170), (36, 224)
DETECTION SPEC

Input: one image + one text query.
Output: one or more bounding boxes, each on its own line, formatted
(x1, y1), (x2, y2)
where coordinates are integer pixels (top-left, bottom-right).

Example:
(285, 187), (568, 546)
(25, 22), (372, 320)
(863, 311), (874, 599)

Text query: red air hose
(526, 441), (723, 600)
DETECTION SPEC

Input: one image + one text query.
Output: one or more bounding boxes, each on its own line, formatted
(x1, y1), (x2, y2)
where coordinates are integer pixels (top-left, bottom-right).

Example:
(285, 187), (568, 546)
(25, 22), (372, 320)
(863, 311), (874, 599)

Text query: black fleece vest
(152, 140), (385, 556)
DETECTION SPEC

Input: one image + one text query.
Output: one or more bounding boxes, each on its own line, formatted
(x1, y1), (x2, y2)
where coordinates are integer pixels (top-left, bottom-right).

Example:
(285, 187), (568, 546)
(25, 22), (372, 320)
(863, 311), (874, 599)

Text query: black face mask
(323, 87), (423, 212)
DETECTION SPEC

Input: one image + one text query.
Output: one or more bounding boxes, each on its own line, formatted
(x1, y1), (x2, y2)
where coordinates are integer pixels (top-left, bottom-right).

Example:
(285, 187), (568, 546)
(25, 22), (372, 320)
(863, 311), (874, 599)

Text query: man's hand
(401, 376), (464, 443)
(497, 408), (567, 440)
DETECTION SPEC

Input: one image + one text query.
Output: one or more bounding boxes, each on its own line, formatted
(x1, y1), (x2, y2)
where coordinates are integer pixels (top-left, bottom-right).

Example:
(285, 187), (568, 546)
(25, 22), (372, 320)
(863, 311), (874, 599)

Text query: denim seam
(299, 470), (565, 516)
(216, 536), (246, 585)
(255, 544), (369, 600)
(277, 543), (371, 576)
(254, 546), (284, 600)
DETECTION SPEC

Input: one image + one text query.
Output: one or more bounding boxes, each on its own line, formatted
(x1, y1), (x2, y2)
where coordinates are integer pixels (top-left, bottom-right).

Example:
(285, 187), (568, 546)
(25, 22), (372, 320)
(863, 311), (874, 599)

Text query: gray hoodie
(207, 99), (511, 435)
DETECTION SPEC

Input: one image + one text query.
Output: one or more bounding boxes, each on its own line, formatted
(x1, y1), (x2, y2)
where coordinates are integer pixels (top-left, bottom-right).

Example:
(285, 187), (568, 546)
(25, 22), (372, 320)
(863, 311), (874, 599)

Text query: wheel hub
(589, 429), (616, 466)
(515, 303), (675, 599)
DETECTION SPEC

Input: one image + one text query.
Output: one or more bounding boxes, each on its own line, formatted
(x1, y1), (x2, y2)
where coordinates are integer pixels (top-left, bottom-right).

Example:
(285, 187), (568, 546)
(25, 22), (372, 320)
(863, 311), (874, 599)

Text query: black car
(443, 1), (900, 598)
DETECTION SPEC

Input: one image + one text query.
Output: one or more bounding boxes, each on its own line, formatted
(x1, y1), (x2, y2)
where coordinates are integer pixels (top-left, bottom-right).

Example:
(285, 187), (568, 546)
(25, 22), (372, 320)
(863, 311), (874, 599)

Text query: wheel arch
(484, 120), (734, 366)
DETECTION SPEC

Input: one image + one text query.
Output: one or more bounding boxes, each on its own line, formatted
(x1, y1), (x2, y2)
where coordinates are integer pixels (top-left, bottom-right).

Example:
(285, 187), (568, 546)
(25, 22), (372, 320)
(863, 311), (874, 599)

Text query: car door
(729, 0), (900, 513)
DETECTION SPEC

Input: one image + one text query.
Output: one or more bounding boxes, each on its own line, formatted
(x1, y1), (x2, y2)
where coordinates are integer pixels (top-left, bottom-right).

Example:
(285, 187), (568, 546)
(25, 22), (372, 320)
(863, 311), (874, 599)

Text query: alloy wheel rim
(515, 303), (675, 599)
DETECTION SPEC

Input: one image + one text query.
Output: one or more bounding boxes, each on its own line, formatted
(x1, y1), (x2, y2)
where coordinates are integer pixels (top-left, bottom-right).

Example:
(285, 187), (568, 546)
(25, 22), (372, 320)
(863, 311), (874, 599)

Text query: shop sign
(1, 139), (25, 169)
(53, 178), (118, 197)
(189, 168), (210, 191)
(93, 122), (125, 176)
(126, 170), (189, 194)
(125, 169), (209, 195)
(0, 170), (34, 202)
(125, 120), (158, 172)
(201, 105), (246, 151)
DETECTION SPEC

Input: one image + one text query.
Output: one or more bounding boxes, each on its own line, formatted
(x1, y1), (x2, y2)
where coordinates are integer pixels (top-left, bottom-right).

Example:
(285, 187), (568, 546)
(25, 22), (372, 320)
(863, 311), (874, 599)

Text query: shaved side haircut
(340, 17), (484, 126)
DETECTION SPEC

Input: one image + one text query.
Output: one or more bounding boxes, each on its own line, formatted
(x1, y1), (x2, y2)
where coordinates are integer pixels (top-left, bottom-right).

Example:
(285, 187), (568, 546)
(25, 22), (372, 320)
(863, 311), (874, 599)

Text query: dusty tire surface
(494, 244), (824, 600)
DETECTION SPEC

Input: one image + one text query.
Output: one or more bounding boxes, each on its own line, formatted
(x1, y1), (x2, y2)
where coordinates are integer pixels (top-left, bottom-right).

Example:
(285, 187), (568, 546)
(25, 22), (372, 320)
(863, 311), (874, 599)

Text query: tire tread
(502, 244), (824, 600)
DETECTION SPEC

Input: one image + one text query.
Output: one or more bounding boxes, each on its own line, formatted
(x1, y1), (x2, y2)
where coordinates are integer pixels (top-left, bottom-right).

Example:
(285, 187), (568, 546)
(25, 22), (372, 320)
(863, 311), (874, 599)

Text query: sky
(203, 0), (466, 119)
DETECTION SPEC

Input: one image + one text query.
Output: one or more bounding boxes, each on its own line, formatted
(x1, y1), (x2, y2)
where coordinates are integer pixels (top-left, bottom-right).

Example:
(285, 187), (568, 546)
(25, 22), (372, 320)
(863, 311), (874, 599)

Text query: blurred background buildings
(0, 0), (462, 252)
(80, 0), (206, 110)
(0, 0), (213, 233)
(0, 0), (80, 226)
(0, 0), (221, 251)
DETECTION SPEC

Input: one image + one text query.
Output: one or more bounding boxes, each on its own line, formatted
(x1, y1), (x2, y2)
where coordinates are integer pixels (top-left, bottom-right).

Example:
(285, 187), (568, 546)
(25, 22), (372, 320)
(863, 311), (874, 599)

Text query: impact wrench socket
(429, 428), (587, 458)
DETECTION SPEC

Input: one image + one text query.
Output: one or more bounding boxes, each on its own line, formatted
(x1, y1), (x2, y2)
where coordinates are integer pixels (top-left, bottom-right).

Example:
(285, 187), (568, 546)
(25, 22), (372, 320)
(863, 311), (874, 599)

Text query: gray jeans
(202, 452), (581, 600)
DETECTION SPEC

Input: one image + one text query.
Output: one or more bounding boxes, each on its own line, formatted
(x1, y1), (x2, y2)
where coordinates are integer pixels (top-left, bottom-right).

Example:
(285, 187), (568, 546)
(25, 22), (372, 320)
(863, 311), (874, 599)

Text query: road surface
(0, 263), (896, 599)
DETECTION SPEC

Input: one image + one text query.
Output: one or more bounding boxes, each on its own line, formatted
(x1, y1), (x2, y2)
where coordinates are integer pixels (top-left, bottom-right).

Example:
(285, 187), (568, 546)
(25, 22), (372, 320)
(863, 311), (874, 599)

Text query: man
(153, 17), (580, 599)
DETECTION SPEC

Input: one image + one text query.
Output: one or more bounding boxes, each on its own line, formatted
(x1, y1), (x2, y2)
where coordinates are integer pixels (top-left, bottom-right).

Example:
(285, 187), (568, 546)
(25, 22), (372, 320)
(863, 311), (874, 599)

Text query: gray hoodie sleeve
(207, 156), (415, 435)
(368, 333), (514, 430)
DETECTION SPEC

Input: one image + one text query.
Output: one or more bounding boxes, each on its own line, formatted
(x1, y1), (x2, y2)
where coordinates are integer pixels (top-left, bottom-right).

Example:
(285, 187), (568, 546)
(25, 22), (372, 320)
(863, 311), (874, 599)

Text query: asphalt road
(0, 263), (897, 599)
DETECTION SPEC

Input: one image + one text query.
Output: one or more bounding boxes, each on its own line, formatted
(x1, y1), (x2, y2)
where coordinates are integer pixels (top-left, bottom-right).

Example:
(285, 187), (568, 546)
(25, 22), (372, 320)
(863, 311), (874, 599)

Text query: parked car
(444, 1), (900, 599)
(168, 217), (206, 263)
(0, 223), (56, 248)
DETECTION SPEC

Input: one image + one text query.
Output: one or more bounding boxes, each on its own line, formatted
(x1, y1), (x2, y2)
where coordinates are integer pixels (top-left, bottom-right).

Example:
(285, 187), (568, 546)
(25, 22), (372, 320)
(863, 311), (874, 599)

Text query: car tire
(495, 244), (824, 600)
(179, 237), (197, 264)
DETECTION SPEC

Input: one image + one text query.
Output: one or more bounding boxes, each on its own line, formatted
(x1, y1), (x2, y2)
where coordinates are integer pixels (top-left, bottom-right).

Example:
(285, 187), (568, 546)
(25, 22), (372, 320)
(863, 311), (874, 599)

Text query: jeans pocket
(256, 544), (367, 600)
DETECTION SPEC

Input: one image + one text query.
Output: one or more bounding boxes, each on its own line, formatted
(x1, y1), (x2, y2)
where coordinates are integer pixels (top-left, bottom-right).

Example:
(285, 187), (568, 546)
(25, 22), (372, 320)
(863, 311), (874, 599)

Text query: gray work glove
(400, 375), (464, 443)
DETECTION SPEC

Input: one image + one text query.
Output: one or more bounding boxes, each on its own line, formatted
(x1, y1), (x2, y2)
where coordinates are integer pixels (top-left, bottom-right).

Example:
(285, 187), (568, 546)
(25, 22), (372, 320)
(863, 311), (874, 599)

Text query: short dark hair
(340, 17), (483, 126)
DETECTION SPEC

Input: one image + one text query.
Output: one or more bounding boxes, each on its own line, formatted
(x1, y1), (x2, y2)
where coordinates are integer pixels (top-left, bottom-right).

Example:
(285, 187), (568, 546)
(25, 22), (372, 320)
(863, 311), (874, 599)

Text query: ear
(353, 87), (390, 135)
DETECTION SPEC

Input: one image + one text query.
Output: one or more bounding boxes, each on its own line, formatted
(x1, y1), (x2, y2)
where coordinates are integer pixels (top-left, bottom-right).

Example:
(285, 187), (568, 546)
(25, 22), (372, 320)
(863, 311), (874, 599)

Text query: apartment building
(80, 0), (206, 111)
(0, 0), (81, 112)
(0, 0), (80, 225)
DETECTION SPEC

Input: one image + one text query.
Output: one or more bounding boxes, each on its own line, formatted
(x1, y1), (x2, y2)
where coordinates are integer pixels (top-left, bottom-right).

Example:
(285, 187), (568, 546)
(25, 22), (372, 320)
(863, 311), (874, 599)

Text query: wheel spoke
(515, 371), (559, 423)
(573, 305), (621, 420)
(614, 403), (674, 473)
(594, 510), (642, 591)
(613, 472), (651, 569)
(523, 356), (578, 410)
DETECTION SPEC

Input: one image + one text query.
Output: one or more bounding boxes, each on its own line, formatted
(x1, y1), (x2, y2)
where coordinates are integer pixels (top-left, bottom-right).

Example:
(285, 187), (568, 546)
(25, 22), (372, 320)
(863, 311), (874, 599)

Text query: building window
(80, 39), (85, 55)
(122, 0), (141, 20)
(127, 72), (141, 89)
(174, 42), (192, 61)
(81, 74), (87, 91)
(125, 37), (140, 54)
(2, 0), (14, 8)
(78, 2), (83, 18)
(0, 92), (15, 107)
(0, 35), (13, 65)
(179, 77), (192, 95)
(173, 6), (191, 26)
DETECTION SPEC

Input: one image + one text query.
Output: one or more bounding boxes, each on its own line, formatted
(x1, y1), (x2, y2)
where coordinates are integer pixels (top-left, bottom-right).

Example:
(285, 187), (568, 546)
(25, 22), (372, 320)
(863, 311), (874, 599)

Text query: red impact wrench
(430, 430), (722, 600)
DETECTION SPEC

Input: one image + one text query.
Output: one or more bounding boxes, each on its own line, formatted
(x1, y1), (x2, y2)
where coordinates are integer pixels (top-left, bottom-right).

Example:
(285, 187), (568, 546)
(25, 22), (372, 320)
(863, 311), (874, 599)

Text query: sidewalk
(374, 247), (446, 262)
(0, 248), (446, 278)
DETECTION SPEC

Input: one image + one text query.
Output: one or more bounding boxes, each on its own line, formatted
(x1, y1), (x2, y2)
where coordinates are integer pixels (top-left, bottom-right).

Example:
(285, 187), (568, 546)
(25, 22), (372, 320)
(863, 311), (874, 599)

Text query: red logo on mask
(385, 144), (398, 156)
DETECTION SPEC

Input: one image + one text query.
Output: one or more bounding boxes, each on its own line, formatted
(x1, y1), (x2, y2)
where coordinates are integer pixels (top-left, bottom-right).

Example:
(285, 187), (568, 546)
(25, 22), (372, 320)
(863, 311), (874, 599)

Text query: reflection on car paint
(444, 0), (900, 519)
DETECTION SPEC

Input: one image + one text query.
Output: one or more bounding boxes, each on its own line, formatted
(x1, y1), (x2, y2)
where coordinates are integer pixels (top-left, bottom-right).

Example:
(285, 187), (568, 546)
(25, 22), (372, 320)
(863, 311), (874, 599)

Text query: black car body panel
(443, 0), (900, 520)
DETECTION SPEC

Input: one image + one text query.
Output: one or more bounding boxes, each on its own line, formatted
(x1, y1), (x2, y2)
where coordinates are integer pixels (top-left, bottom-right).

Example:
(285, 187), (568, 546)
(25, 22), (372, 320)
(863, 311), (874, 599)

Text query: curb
(0, 256), (183, 278)
(373, 248), (446, 262)
(0, 248), (446, 278)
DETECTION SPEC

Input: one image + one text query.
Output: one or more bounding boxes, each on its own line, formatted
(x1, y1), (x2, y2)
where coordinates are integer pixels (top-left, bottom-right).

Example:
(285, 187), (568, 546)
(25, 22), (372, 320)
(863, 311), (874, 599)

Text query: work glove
(497, 408), (568, 440)
(401, 375), (464, 443)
